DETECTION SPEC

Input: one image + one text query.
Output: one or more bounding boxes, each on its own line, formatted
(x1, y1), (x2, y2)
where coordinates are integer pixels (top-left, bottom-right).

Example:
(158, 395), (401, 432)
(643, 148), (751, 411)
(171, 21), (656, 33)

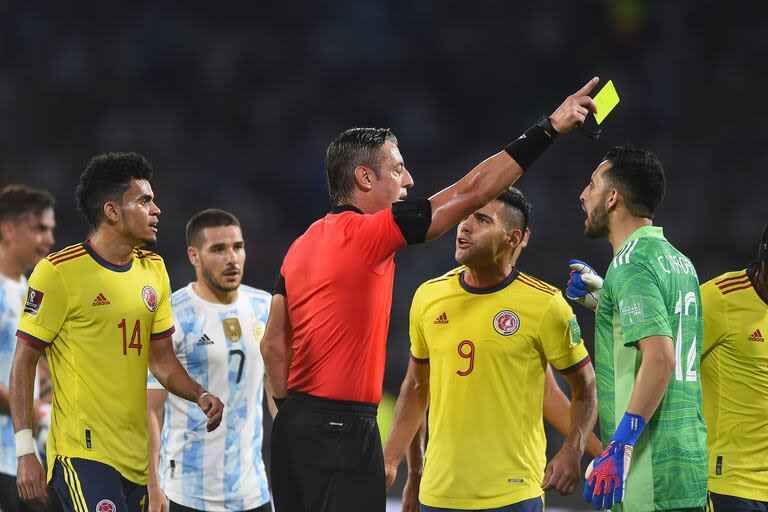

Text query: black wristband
(504, 116), (557, 172)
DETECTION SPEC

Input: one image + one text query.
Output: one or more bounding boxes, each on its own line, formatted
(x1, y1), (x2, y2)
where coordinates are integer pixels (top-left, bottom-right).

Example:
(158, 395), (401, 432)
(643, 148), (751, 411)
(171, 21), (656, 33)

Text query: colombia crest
(142, 285), (158, 312)
(493, 310), (520, 336)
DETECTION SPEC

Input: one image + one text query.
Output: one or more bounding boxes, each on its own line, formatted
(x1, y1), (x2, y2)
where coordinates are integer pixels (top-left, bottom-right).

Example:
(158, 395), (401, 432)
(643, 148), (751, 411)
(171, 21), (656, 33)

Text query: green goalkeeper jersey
(594, 225), (707, 511)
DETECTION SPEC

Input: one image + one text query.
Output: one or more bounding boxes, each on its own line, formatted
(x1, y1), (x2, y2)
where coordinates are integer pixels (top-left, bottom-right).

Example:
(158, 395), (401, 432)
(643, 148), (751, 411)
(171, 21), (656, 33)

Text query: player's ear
(521, 228), (531, 249)
(187, 246), (199, 266)
(103, 201), (120, 224)
(506, 227), (523, 249)
(0, 220), (14, 241)
(353, 166), (374, 192)
(605, 188), (619, 211)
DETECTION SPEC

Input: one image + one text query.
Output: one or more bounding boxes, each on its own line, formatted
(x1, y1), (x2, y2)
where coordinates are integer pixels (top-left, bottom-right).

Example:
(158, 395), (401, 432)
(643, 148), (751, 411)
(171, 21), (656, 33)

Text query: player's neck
(0, 246), (25, 281)
(608, 216), (652, 254)
(192, 281), (239, 305)
(463, 262), (514, 289)
(88, 230), (137, 265)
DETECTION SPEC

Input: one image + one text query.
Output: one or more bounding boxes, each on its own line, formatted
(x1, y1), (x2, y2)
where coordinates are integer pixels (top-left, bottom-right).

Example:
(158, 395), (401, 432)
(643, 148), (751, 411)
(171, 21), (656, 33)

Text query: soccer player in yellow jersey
(8, 153), (224, 512)
(384, 188), (597, 512)
(700, 224), (768, 511)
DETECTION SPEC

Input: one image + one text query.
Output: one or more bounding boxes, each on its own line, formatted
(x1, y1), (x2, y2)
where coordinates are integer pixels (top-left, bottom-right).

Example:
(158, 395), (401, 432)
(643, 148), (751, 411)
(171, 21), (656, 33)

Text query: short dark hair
(76, 152), (154, 229)
(186, 208), (241, 247)
(325, 127), (399, 205)
(495, 187), (532, 231)
(602, 144), (665, 218)
(0, 185), (55, 237)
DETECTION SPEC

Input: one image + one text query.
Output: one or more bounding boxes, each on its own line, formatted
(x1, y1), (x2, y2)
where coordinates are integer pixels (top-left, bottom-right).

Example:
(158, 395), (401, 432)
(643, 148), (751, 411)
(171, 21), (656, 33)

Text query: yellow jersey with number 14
(409, 267), (590, 510)
(16, 241), (174, 485)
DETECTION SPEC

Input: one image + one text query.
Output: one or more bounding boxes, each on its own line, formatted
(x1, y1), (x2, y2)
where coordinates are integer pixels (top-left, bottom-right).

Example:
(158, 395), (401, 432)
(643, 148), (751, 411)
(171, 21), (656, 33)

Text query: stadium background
(0, 1), (764, 510)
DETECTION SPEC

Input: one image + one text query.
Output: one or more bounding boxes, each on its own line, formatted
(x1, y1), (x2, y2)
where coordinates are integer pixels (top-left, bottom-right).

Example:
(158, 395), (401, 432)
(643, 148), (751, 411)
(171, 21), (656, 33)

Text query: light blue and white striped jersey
(148, 283), (271, 511)
(0, 274), (26, 476)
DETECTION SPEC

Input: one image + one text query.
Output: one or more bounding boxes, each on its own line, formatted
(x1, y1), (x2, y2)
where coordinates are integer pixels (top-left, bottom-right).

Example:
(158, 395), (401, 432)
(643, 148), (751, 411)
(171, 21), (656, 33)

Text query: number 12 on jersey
(118, 318), (143, 356)
(674, 290), (697, 382)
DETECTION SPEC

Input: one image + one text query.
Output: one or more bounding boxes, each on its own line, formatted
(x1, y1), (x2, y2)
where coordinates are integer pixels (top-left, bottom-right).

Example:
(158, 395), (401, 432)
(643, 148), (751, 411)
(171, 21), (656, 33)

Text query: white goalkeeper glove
(565, 259), (604, 311)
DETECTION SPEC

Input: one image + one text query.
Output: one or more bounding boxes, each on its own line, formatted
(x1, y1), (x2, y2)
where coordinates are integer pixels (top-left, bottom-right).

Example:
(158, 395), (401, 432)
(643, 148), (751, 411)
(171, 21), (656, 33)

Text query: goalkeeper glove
(565, 259), (604, 311)
(583, 412), (645, 510)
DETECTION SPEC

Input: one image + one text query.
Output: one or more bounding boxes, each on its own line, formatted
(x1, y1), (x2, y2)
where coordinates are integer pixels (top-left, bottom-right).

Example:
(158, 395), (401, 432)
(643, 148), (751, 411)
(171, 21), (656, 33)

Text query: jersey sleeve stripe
(15, 330), (51, 347)
(715, 272), (748, 286)
(717, 276), (750, 291)
(150, 326), (176, 340)
(48, 245), (85, 262)
(520, 273), (558, 292)
(410, 353), (430, 364)
(721, 283), (753, 295)
(557, 355), (591, 375)
(50, 250), (87, 266)
(517, 275), (556, 295)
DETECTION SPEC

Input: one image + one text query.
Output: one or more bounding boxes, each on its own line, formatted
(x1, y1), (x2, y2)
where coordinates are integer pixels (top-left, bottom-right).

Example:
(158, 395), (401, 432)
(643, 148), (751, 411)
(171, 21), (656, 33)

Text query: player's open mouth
(457, 237), (471, 248)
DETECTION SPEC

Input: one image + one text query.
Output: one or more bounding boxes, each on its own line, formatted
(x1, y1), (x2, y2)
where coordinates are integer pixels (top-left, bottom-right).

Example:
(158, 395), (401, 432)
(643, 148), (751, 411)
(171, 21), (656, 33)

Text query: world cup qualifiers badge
(493, 310), (520, 336)
(142, 285), (158, 312)
(24, 287), (45, 316)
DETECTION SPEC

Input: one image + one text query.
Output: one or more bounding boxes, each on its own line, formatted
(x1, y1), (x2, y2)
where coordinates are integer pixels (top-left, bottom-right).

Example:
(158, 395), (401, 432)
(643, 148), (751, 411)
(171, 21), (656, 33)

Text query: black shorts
(50, 457), (146, 512)
(269, 391), (384, 512)
(707, 491), (768, 512)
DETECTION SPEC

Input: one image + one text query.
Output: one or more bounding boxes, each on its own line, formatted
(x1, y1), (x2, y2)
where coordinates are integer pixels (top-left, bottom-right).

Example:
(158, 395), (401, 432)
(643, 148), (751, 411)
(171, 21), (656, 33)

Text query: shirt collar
(330, 204), (363, 215)
(615, 225), (665, 255)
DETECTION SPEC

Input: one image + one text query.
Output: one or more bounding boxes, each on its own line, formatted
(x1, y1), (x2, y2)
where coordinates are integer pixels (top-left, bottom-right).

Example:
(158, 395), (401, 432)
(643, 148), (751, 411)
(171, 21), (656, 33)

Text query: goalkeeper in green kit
(565, 145), (707, 511)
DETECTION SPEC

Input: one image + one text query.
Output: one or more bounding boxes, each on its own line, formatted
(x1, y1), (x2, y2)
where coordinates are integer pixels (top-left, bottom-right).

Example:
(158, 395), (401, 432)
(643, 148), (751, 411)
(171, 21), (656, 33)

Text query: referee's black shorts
(270, 391), (384, 512)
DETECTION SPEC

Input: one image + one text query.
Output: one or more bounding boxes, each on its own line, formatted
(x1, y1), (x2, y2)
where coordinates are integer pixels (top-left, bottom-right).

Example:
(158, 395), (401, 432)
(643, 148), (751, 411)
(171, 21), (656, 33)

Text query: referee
(261, 77), (600, 512)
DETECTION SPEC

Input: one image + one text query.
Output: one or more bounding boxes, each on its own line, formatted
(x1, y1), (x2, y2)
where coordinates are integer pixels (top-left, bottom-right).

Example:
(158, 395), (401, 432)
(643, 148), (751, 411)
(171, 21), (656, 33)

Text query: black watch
(536, 116), (559, 140)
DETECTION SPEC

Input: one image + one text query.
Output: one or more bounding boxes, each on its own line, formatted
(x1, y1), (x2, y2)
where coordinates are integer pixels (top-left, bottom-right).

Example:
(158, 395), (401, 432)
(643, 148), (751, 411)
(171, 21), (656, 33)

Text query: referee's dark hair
(0, 185), (55, 240)
(186, 208), (241, 247)
(496, 187), (532, 232)
(602, 144), (665, 219)
(76, 152), (153, 229)
(325, 127), (399, 206)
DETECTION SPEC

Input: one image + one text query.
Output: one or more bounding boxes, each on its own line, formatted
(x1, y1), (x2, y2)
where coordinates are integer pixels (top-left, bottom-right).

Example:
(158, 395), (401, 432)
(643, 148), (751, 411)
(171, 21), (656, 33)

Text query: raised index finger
(573, 76), (599, 97)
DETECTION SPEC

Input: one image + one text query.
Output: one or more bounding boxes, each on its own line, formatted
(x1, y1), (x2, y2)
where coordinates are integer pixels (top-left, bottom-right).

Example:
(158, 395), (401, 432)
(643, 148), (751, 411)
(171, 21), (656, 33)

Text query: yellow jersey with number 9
(409, 267), (590, 510)
(16, 241), (175, 485)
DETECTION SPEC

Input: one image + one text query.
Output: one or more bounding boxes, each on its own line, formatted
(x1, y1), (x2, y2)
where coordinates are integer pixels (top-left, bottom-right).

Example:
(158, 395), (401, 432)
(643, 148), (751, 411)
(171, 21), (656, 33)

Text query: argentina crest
(222, 318), (242, 342)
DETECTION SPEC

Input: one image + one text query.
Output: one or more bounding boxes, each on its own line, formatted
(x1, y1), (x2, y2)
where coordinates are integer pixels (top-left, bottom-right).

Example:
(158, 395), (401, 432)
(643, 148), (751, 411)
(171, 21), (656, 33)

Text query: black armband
(392, 198), (432, 245)
(503, 116), (557, 172)
(272, 273), (286, 296)
(274, 396), (287, 409)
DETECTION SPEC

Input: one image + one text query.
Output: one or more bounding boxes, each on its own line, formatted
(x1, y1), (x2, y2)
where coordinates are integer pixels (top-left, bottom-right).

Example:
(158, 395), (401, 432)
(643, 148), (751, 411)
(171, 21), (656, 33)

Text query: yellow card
(593, 80), (620, 125)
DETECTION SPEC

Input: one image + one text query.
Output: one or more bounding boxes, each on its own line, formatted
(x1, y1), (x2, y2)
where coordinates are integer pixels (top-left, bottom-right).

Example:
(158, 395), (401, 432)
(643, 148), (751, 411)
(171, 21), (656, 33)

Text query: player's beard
(202, 263), (240, 294)
(584, 200), (610, 239)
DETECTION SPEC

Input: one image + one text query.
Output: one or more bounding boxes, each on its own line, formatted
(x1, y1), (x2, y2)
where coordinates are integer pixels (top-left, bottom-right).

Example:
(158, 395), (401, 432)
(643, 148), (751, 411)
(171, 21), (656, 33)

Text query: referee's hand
(197, 392), (224, 432)
(549, 77), (600, 135)
(16, 453), (48, 504)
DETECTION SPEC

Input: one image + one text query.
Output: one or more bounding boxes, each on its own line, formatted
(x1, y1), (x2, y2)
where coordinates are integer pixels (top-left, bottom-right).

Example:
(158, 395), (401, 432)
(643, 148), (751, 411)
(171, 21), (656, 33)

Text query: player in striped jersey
(700, 225), (768, 511)
(0, 186), (55, 512)
(384, 188), (597, 511)
(147, 209), (273, 512)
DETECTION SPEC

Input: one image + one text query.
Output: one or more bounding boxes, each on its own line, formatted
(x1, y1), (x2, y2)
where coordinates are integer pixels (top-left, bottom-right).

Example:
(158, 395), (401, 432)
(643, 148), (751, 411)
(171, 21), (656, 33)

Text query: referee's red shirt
(280, 205), (406, 404)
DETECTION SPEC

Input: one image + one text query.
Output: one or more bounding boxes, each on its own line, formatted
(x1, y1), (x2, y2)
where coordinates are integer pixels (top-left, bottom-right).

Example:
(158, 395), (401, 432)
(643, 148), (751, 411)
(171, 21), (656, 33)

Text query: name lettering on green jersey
(657, 253), (696, 276)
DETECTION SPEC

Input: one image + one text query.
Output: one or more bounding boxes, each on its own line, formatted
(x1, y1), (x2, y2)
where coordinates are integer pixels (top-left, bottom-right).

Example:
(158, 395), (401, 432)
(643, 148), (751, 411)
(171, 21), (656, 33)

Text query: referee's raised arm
(425, 76), (599, 240)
